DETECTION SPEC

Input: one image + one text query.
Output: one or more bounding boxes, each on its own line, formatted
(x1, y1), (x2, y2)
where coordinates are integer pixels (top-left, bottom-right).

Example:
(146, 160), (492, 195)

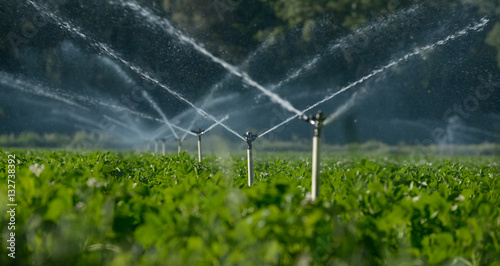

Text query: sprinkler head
(299, 113), (310, 121)
(300, 111), (325, 128)
(301, 111), (325, 137)
(191, 128), (205, 136)
(244, 132), (258, 149)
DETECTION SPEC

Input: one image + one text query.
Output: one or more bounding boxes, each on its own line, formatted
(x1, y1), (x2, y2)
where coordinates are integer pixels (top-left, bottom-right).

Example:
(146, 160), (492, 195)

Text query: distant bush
(0, 131), (91, 148)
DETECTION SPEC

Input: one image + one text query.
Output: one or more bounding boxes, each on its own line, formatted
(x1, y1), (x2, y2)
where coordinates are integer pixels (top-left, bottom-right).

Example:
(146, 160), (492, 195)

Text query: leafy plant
(1, 150), (499, 265)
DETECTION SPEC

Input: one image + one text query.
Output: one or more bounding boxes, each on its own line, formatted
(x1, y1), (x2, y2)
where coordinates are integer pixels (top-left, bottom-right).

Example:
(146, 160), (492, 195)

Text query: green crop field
(1, 150), (499, 265)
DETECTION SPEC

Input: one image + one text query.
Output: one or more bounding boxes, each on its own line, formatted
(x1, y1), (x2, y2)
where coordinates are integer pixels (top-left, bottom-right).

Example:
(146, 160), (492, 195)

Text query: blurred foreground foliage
(0, 150), (499, 265)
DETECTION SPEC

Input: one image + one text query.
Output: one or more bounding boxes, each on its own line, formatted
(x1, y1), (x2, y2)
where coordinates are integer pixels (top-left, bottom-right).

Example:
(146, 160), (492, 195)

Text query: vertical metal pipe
(146, 141), (150, 152)
(311, 131), (321, 201)
(244, 132), (257, 187)
(197, 135), (203, 162)
(162, 139), (166, 156)
(178, 139), (182, 155)
(247, 147), (253, 186)
(154, 140), (158, 154)
(301, 111), (324, 202)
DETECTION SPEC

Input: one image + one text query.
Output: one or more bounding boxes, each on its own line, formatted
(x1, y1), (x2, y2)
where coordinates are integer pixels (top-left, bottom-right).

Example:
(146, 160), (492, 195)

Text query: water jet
(258, 17), (490, 139)
(25, 0), (244, 141)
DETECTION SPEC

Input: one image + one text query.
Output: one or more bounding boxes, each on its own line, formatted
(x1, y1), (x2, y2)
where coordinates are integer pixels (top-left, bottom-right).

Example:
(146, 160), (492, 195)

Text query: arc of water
(258, 17), (490, 138)
(202, 36), (275, 105)
(177, 36), (274, 138)
(103, 114), (145, 138)
(323, 89), (365, 126)
(179, 113), (229, 141)
(66, 92), (164, 125)
(99, 56), (136, 86)
(0, 71), (88, 111)
(73, 95), (164, 124)
(171, 123), (197, 137)
(181, 115), (200, 141)
(5, 76), (154, 144)
(63, 111), (102, 129)
(268, 55), (321, 94)
(0, 71), (158, 141)
(26, 0), (245, 141)
(110, 107), (169, 130)
(71, 92), (191, 136)
(454, 125), (500, 138)
(141, 90), (179, 140)
(0, 75), (141, 141)
(204, 115), (229, 134)
(261, 5), (423, 96)
(1, 69), (210, 144)
(0, 70), (184, 142)
(149, 124), (175, 141)
(113, 0), (302, 115)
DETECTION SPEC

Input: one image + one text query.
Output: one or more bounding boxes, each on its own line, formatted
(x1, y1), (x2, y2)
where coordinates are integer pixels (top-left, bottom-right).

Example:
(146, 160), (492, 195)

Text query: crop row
(0, 150), (499, 265)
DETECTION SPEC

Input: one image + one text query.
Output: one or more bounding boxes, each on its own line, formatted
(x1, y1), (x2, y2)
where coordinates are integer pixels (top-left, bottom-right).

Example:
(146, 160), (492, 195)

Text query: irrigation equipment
(244, 132), (258, 187)
(300, 111), (325, 201)
(177, 139), (182, 155)
(191, 129), (205, 162)
(19, 1), (492, 205)
(161, 138), (166, 156)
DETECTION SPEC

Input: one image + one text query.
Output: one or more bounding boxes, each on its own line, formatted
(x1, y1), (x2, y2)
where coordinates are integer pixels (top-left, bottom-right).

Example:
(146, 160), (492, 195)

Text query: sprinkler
(154, 139), (159, 154)
(191, 129), (205, 162)
(244, 132), (258, 187)
(161, 137), (166, 156)
(300, 111), (325, 201)
(176, 138), (182, 155)
(146, 140), (151, 152)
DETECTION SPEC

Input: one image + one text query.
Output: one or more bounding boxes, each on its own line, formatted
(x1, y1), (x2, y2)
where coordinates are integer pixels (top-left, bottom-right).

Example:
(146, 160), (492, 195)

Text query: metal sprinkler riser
(300, 111), (325, 202)
(161, 138), (166, 156)
(177, 138), (182, 155)
(244, 132), (258, 187)
(154, 139), (159, 154)
(191, 129), (205, 162)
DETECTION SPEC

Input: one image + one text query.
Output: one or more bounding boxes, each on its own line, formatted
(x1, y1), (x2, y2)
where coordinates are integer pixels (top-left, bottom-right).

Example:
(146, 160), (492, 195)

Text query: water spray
(244, 132), (258, 187)
(300, 111), (325, 201)
(26, 0), (244, 142)
(257, 17), (490, 139)
(191, 129), (205, 162)
(115, 0), (302, 115)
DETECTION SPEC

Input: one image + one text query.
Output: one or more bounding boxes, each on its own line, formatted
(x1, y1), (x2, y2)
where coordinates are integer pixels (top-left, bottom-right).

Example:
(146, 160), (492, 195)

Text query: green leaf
(102, 165), (115, 173)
